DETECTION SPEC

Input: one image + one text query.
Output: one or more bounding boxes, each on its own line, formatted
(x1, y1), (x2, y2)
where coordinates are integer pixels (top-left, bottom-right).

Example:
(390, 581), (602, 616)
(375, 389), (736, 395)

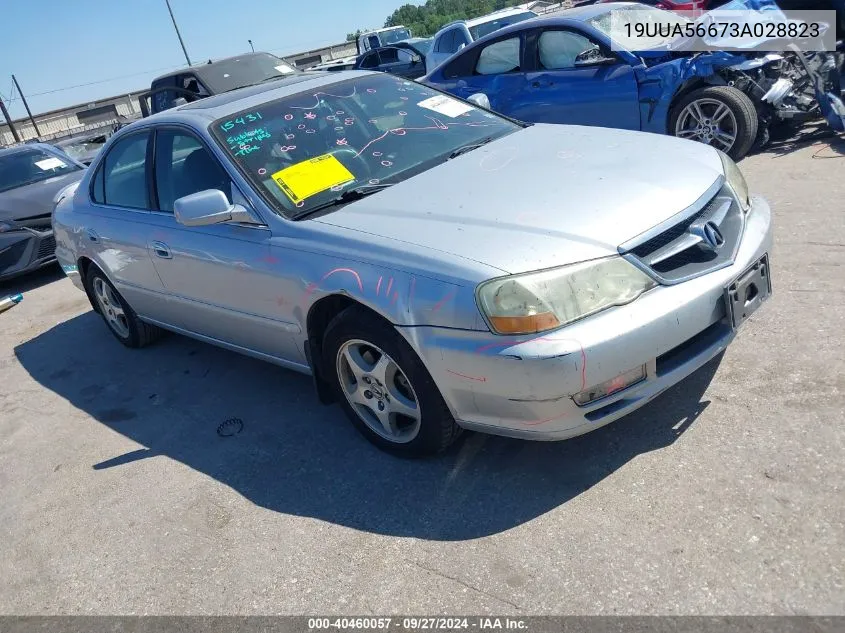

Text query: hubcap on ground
(93, 278), (129, 339)
(336, 339), (421, 443)
(675, 98), (738, 152)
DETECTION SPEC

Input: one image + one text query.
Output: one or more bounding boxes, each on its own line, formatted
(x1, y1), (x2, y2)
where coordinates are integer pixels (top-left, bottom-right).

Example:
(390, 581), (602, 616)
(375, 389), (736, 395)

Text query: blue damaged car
(423, 2), (844, 159)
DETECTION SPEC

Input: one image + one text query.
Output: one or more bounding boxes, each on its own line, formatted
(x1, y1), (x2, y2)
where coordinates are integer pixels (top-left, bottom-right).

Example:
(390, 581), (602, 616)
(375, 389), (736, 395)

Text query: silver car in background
(52, 71), (772, 456)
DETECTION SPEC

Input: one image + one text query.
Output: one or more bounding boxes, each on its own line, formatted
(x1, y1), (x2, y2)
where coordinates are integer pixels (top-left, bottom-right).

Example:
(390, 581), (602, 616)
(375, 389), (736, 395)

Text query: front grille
(621, 183), (744, 284)
(36, 235), (56, 259)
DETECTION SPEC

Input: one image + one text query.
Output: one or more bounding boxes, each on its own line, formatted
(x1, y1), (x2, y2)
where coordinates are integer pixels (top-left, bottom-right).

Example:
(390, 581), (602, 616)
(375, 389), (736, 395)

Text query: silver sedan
(53, 71), (772, 456)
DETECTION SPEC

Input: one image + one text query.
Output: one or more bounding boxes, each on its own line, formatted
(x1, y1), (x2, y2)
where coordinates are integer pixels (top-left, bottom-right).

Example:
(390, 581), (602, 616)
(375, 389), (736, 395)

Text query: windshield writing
(211, 74), (517, 218)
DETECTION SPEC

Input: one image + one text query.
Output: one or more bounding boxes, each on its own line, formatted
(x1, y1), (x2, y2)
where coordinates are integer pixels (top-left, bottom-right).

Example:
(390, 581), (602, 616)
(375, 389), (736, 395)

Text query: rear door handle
(150, 241), (172, 259)
(86, 229), (99, 242)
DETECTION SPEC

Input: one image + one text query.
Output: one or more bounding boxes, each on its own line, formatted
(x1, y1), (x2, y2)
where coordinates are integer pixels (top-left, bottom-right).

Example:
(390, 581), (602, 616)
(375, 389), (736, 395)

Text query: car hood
(316, 124), (724, 274)
(0, 170), (85, 222)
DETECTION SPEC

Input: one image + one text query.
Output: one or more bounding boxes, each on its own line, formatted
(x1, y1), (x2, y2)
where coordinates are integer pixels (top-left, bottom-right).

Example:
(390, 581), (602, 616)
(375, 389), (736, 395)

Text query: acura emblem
(702, 221), (725, 249)
(691, 220), (725, 251)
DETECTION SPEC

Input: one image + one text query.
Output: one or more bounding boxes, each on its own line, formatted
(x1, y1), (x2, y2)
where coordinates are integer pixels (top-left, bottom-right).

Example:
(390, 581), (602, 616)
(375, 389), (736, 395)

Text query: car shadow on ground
(15, 311), (720, 541)
(757, 123), (845, 159)
(0, 264), (64, 296)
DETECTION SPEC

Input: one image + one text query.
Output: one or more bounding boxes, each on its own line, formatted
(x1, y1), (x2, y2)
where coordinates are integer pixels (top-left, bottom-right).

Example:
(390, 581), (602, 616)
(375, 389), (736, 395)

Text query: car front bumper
(0, 227), (57, 281)
(401, 195), (773, 440)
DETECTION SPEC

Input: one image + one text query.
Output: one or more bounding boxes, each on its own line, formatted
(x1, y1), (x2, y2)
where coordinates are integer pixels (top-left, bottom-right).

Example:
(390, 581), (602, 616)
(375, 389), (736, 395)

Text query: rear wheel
(323, 306), (462, 457)
(670, 86), (758, 160)
(86, 268), (162, 348)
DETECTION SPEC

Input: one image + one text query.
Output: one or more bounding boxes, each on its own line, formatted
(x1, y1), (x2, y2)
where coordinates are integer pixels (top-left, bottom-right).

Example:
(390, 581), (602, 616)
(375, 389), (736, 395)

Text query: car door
(87, 129), (171, 320)
(448, 34), (530, 119)
(520, 27), (640, 129)
(143, 126), (303, 363)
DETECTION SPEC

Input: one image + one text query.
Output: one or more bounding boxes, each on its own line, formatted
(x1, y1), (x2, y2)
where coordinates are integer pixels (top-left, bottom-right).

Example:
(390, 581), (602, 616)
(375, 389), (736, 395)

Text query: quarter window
(100, 132), (150, 209)
(475, 37), (521, 75)
(538, 31), (597, 70)
(154, 130), (231, 213)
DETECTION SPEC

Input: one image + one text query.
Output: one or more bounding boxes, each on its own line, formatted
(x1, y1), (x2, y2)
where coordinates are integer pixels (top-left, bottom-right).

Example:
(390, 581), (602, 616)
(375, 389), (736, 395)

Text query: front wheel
(323, 306), (462, 457)
(669, 86), (758, 160)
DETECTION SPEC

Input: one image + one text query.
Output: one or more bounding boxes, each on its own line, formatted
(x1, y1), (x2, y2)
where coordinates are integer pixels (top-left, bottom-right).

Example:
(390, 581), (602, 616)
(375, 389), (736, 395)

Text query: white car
(425, 7), (537, 74)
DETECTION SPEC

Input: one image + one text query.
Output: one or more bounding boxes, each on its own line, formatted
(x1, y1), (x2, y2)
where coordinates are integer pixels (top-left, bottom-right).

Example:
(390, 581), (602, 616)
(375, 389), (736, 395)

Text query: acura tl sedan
(53, 71), (772, 456)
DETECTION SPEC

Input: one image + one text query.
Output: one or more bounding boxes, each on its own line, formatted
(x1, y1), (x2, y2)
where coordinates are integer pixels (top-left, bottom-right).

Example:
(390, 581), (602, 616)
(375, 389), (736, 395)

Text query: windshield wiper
(291, 183), (394, 220)
(448, 136), (497, 160)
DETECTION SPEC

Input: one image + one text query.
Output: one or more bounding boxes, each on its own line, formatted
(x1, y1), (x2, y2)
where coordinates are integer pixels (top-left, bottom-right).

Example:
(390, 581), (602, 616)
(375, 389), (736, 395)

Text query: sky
(0, 0), (412, 120)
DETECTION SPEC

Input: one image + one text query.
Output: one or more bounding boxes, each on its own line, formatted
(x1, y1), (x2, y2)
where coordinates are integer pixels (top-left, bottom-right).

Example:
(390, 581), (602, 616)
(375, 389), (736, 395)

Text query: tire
(669, 86), (758, 160)
(322, 305), (462, 457)
(85, 268), (163, 348)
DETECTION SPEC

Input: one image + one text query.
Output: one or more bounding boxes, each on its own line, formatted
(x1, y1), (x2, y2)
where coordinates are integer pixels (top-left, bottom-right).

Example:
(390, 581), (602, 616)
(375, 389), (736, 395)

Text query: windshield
(198, 53), (298, 93)
(469, 11), (536, 40)
(211, 74), (518, 219)
(587, 6), (690, 48)
(57, 137), (107, 163)
(0, 148), (82, 194)
(380, 28), (412, 45)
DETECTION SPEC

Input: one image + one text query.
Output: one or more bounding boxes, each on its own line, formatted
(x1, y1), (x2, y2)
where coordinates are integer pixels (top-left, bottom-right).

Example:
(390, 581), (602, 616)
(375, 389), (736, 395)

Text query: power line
(19, 63), (188, 100)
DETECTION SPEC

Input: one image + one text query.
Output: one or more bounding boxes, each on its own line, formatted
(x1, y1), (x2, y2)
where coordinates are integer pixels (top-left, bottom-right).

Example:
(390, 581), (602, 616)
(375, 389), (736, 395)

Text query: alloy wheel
(335, 339), (422, 443)
(675, 98), (738, 152)
(92, 277), (130, 339)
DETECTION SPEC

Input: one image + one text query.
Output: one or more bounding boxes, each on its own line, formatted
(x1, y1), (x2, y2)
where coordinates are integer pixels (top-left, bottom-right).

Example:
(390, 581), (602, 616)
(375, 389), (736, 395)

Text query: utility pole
(0, 94), (21, 144)
(12, 75), (41, 139)
(248, 39), (255, 52)
(164, 0), (192, 66)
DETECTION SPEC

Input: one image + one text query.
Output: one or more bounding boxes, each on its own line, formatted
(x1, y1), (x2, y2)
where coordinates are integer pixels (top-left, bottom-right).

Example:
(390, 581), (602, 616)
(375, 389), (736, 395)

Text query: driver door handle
(151, 241), (172, 259)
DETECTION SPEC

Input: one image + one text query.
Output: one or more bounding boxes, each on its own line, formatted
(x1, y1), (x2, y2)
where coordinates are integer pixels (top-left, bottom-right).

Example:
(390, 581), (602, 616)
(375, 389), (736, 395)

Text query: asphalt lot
(1, 131), (843, 615)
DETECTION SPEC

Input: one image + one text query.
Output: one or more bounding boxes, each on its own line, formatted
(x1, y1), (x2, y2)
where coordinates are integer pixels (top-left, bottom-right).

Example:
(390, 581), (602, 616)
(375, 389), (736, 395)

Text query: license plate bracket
(724, 254), (771, 330)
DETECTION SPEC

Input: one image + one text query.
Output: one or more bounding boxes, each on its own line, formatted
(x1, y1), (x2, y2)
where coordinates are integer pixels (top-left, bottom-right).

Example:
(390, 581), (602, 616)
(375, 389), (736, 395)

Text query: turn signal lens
(489, 312), (561, 334)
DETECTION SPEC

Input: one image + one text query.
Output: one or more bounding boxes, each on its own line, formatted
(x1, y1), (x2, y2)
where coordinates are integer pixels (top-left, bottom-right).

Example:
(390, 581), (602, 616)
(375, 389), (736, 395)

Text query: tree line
(347, 0), (525, 40)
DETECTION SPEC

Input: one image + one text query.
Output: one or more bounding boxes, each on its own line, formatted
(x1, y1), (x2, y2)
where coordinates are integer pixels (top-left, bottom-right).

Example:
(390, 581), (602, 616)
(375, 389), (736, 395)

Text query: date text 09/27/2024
(307, 617), (528, 630)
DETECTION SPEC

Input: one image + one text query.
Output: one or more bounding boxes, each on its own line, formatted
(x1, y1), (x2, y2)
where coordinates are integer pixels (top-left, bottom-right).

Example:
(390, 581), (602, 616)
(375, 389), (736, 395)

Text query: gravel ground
(1, 132), (843, 615)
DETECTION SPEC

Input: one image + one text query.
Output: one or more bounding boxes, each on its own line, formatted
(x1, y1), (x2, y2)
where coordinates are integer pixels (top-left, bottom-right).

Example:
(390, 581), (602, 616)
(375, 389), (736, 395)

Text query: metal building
(1, 91), (145, 147)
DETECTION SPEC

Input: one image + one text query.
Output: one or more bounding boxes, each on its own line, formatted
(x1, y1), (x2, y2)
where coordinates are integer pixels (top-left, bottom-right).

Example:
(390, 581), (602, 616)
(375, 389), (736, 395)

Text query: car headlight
(0, 221), (15, 233)
(477, 257), (657, 335)
(719, 151), (750, 211)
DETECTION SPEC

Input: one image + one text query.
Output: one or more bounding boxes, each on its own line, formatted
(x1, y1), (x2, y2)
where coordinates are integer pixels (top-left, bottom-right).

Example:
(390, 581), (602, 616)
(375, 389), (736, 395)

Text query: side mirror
(466, 93), (491, 109)
(574, 48), (617, 67)
(174, 189), (256, 227)
(411, 54), (422, 64)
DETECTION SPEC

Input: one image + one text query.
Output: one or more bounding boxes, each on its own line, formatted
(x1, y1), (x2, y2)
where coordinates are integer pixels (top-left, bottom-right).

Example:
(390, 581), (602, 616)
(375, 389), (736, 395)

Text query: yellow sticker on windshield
(271, 154), (355, 204)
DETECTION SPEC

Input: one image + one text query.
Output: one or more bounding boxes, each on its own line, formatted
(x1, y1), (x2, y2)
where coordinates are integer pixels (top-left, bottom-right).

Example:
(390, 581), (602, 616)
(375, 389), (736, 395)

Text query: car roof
(0, 142), (56, 158)
(542, 2), (640, 21)
(447, 1), (635, 46)
(135, 70), (377, 126)
(150, 52), (285, 83)
(465, 6), (536, 27)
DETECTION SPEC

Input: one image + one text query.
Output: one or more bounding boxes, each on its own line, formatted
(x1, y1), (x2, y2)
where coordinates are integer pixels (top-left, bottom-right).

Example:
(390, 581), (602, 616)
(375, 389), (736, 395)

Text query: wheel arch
(666, 77), (725, 131)
(305, 294), (400, 405)
(77, 255), (101, 314)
